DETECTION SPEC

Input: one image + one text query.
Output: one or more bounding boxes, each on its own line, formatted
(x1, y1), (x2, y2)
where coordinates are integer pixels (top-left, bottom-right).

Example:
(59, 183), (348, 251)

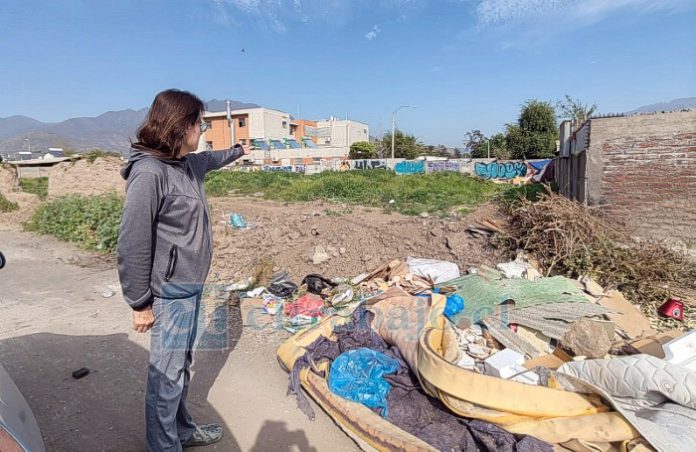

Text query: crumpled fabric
(284, 293), (325, 318)
(288, 307), (552, 451)
(328, 348), (400, 417)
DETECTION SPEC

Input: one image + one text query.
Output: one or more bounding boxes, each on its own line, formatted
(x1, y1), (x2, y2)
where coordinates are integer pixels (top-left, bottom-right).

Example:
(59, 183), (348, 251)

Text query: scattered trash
(329, 284), (354, 306)
(101, 288), (115, 298)
(443, 294), (464, 318)
(245, 286), (266, 298)
(225, 277), (253, 292)
(406, 257), (460, 285)
(484, 348), (525, 378)
(301, 274), (336, 295)
(662, 330), (696, 370)
(268, 280), (298, 299)
(262, 294), (284, 315)
(72, 367), (90, 379)
(658, 298), (684, 321)
(229, 213), (247, 229)
(328, 348), (400, 418)
(598, 290), (655, 339)
(284, 293), (325, 318)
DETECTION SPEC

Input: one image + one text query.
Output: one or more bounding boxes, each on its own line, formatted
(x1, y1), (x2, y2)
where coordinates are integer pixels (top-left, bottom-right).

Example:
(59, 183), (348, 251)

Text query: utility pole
(391, 105), (416, 160)
(487, 140), (490, 159)
(226, 100), (235, 147)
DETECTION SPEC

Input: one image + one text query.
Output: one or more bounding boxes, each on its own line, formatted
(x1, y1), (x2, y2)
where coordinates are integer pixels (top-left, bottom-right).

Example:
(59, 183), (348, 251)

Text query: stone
(466, 343), (491, 360)
(312, 245), (330, 265)
(339, 247), (347, 255)
(560, 318), (612, 358)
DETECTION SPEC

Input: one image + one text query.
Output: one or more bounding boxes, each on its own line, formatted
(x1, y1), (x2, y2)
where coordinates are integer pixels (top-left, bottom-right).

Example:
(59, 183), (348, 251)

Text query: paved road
(0, 231), (358, 451)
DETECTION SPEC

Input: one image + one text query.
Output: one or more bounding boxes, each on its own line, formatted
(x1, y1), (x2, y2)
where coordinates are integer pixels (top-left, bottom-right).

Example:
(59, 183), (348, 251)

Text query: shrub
(25, 194), (123, 252)
(0, 192), (19, 212)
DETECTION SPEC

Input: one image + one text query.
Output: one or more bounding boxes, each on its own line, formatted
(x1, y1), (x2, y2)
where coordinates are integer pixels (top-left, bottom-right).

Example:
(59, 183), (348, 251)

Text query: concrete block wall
(587, 111), (696, 244)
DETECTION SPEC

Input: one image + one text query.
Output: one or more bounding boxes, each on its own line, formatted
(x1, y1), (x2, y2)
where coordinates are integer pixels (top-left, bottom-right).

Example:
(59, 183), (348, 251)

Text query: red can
(658, 298), (684, 321)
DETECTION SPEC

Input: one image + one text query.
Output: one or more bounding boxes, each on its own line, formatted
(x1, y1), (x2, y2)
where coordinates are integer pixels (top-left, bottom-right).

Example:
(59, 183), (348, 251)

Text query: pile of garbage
(267, 254), (696, 452)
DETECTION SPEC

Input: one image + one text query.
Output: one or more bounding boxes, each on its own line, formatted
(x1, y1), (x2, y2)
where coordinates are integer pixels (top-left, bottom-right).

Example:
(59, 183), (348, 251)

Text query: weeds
(205, 170), (504, 217)
(0, 192), (19, 212)
(25, 194), (123, 252)
(19, 177), (48, 200)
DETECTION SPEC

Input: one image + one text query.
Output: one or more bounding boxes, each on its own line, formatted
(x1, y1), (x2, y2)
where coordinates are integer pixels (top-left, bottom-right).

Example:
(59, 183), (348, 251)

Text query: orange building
(290, 119), (318, 144)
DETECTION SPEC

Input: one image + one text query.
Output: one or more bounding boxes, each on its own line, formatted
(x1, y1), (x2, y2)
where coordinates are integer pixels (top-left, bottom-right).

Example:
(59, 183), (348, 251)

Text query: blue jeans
(146, 292), (201, 451)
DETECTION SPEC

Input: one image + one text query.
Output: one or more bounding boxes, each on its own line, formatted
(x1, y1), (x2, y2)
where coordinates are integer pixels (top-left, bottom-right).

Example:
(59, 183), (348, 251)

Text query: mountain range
(0, 99), (259, 155)
(1, 97), (694, 155)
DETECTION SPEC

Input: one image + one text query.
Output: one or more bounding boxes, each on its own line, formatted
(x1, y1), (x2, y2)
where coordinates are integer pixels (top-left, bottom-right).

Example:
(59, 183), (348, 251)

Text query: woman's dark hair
(133, 89), (205, 159)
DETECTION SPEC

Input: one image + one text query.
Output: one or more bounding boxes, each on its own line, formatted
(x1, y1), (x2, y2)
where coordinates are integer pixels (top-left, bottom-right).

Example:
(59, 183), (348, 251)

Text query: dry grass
(503, 190), (696, 329)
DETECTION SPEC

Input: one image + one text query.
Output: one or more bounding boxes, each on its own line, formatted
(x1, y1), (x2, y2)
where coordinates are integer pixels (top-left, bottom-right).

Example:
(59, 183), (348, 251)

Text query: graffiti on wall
(474, 161), (527, 180)
(262, 165), (295, 172)
(350, 159), (387, 171)
(394, 160), (425, 175)
(427, 161), (461, 173)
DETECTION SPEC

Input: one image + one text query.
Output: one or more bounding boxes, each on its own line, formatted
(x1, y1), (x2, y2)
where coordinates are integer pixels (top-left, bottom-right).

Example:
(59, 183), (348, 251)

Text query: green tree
(381, 130), (424, 159)
(556, 94), (597, 123)
(488, 133), (510, 159)
(464, 130), (487, 158)
(349, 141), (376, 159)
(506, 100), (558, 159)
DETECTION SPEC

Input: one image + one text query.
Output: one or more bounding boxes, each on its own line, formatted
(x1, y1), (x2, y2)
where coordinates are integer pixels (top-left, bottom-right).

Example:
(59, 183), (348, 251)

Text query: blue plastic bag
(328, 348), (400, 417)
(443, 294), (465, 318)
(229, 213), (247, 229)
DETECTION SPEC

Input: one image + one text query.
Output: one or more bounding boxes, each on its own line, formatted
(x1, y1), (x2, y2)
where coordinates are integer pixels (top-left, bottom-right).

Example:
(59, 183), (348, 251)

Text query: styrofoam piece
(456, 354), (476, 369)
(662, 330), (696, 371)
(508, 364), (540, 385)
(484, 348), (525, 378)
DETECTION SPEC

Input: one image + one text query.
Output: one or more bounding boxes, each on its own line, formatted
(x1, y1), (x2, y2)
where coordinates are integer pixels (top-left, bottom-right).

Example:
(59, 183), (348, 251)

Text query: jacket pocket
(164, 245), (178, 282)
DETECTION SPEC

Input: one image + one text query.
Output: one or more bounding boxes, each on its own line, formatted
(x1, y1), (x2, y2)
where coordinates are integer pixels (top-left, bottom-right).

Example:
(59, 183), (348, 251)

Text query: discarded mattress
(556, 354), (696, 452)
(278, 292), (643, 450)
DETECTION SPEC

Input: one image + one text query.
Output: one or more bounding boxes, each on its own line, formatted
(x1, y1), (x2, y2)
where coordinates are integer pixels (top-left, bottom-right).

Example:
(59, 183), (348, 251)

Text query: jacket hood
(120, 147), (186, 180)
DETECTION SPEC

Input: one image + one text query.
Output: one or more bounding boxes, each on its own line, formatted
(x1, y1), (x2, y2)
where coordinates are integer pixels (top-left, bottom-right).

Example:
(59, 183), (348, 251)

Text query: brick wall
(586, 111), (696, 244)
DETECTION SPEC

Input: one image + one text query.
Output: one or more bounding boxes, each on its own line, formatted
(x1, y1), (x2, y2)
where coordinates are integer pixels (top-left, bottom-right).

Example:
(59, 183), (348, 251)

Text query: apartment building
(199, 107), (292, 151)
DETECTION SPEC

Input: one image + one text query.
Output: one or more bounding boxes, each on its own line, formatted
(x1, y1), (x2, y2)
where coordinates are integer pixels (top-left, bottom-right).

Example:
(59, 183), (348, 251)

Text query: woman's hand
(241, 144), (251, 155)
(133, 306), (154, 333)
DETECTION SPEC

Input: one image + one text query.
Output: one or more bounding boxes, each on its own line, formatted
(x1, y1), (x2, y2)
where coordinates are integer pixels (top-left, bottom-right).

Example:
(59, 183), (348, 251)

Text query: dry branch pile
(504, 192), (696, 329)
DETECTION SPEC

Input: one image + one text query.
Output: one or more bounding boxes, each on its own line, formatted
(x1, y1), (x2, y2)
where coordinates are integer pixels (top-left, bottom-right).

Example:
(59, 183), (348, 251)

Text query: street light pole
(226, 100), (235, 147)
(391, 105), (416, 160)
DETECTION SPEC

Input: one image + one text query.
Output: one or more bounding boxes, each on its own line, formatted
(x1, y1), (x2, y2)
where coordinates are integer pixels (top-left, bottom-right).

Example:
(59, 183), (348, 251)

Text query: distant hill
(627, 97), (696, 114)
(0, 99), (260, 155)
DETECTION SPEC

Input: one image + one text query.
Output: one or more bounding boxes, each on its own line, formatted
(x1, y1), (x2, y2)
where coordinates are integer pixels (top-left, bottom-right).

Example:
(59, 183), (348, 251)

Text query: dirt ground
(0, 230), (359, 452)
(207, 197), (508, 286)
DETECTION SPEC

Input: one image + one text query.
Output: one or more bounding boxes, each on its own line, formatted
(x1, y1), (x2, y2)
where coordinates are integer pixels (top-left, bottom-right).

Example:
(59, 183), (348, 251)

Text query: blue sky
(1, 0), (694, 147)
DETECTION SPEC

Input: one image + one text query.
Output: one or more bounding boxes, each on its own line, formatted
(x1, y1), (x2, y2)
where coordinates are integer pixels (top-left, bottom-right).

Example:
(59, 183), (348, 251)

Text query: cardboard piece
(597, 290), (655, 339)
(629, 330), (682, 358)
(523, 353), (567, 370)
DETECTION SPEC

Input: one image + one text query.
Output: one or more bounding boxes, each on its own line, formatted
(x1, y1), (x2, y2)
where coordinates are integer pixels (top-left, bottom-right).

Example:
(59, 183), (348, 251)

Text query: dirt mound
(48, 157), (125, 198)
(0, 164), (19, 193)
(207, 198), (509, 285)
(0, 191), (39, 231)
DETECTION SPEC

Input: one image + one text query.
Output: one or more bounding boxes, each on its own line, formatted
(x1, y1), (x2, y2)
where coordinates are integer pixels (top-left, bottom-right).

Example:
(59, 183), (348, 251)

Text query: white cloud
(365, 25), (381, 40)
(475, 0), (693, 27)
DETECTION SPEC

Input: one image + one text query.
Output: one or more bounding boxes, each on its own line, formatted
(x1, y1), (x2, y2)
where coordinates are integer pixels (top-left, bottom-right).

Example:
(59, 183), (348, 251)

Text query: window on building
(313, 157), (321, 163)
(238, 118), (246, 127)
(294, 158), (303, 165)
(206, 141), (213, 150)
(282, 121), (288, 128)
(240, 139), (247, 145)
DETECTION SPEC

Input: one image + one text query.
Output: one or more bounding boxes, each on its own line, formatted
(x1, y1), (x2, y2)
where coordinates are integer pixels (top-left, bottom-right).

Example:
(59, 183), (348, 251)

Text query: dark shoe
(182, 424), (223, 448)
